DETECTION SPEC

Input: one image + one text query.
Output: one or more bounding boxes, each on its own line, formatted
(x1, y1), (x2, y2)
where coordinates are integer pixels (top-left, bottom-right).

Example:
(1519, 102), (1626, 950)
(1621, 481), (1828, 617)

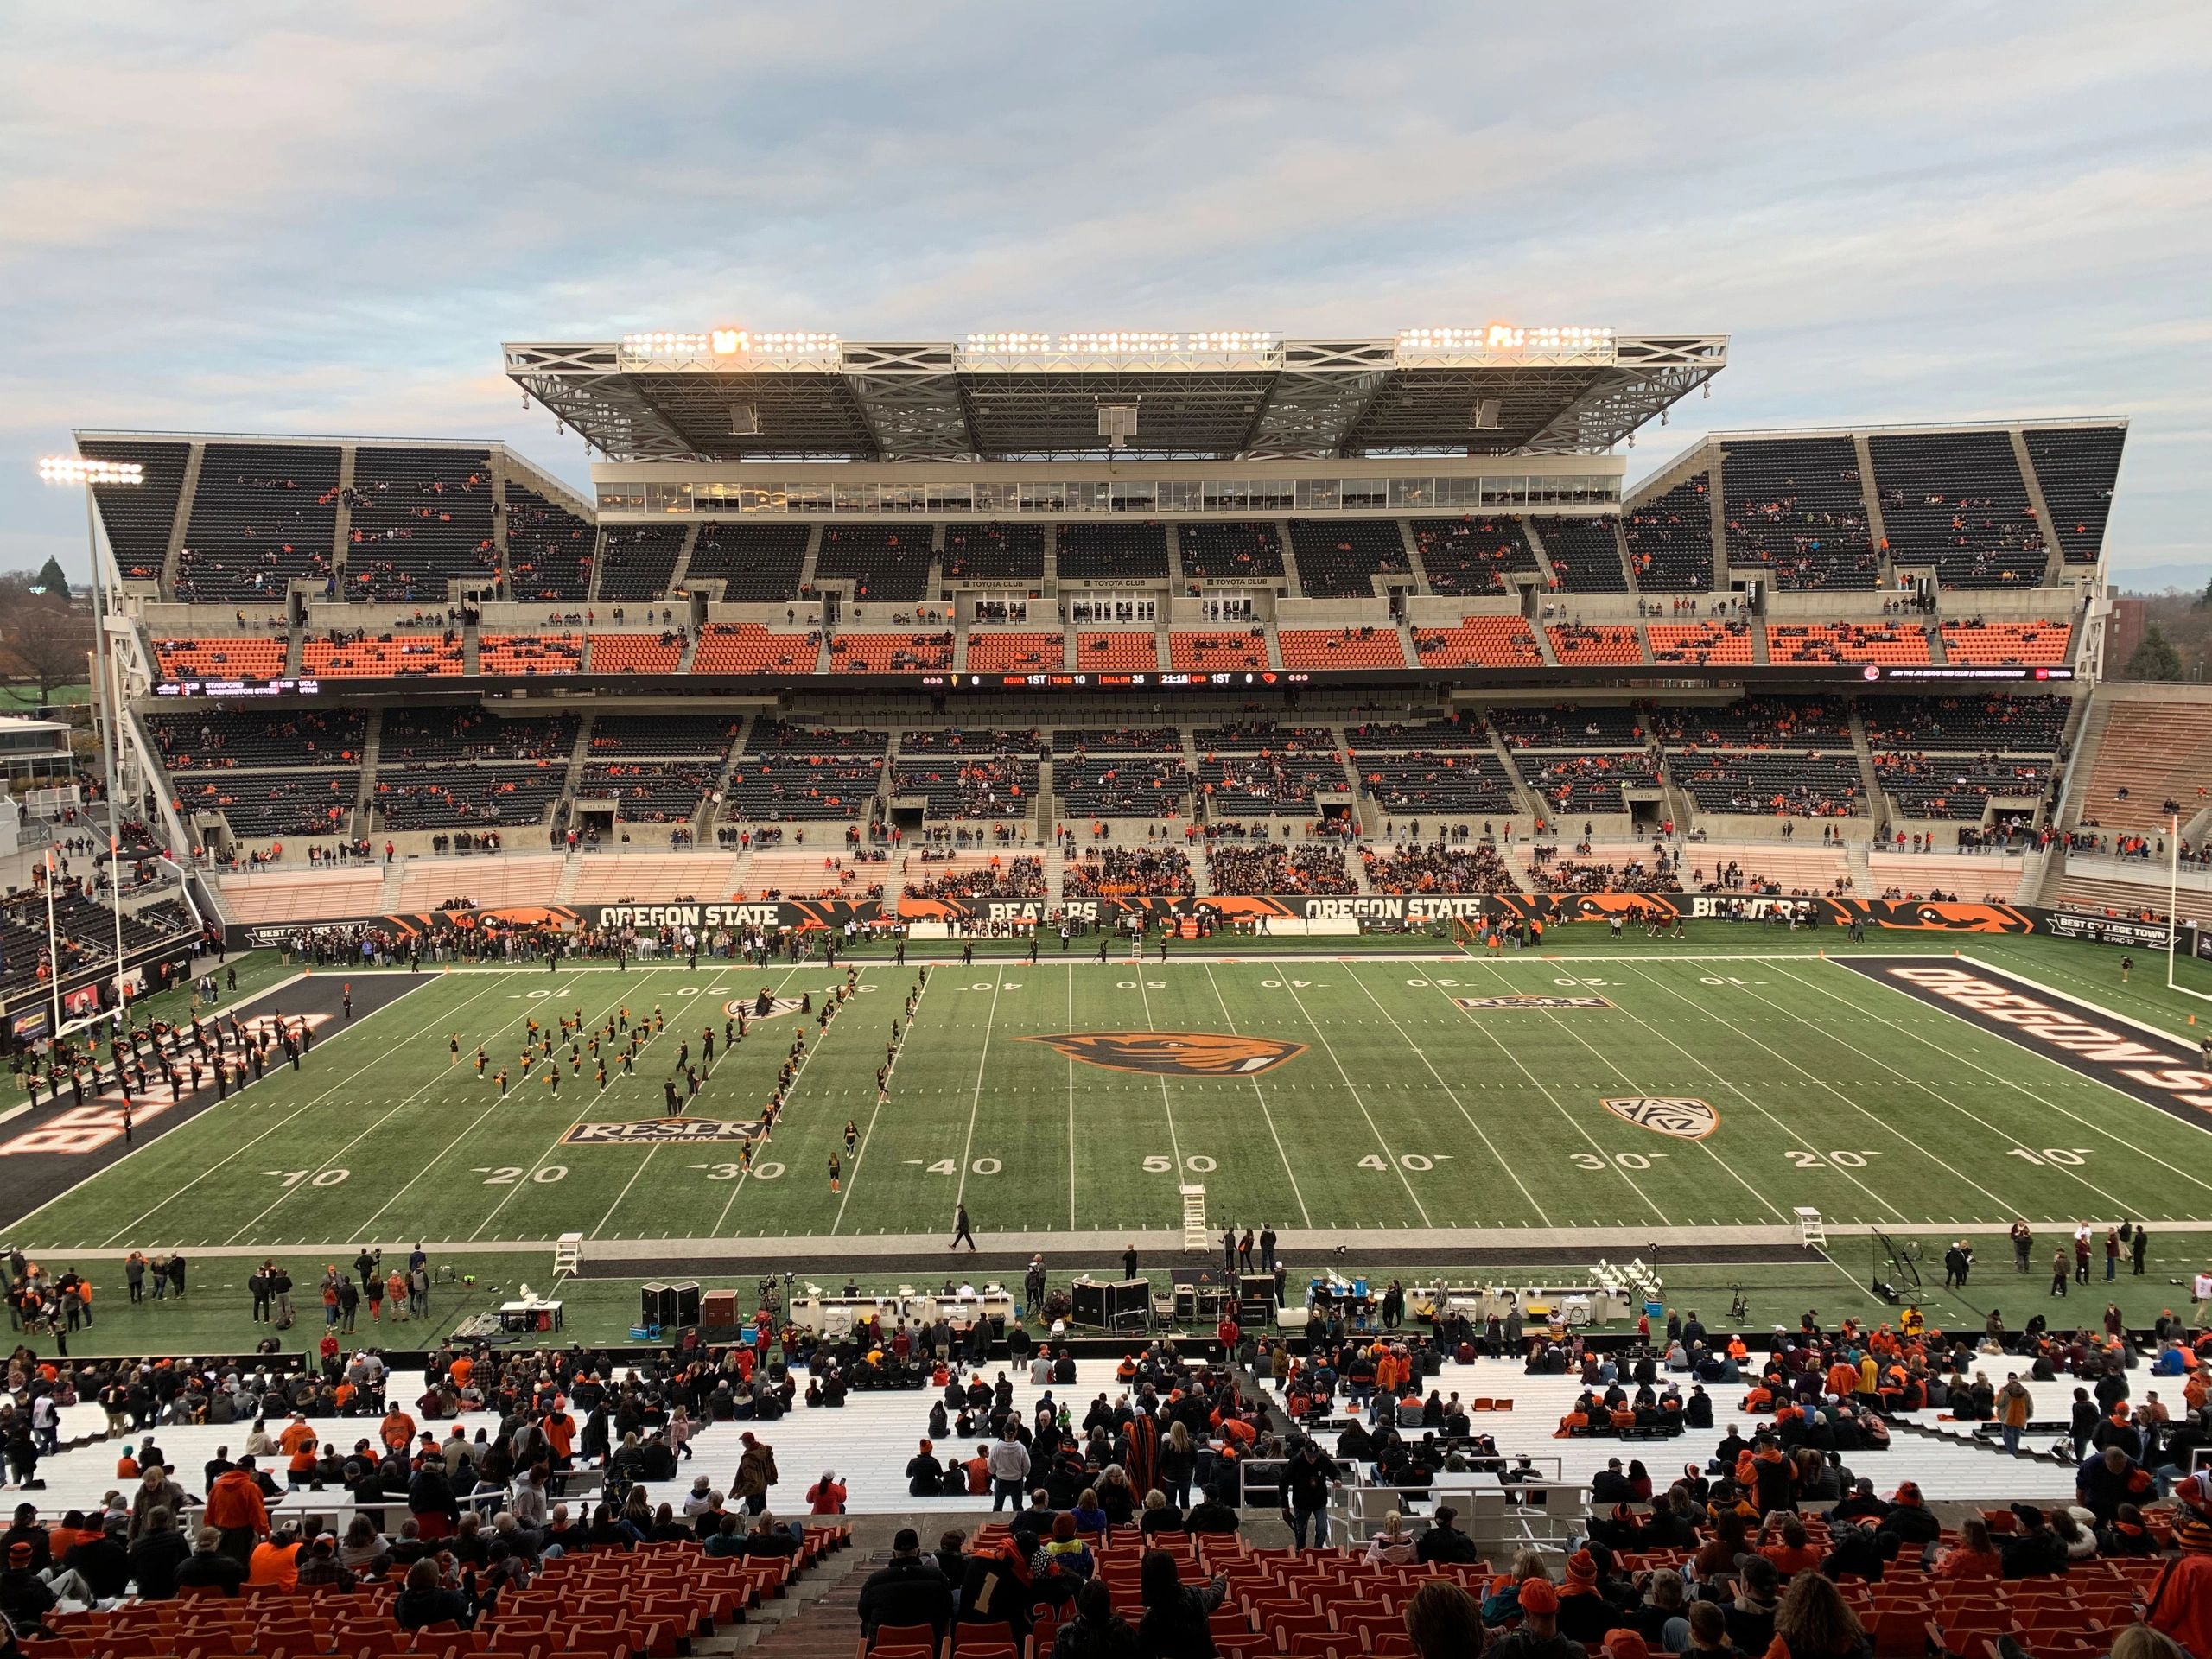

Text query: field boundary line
(1201, 963), (1314, 1229)
(1692, 963), (2126, 1221)
(1413, 975), (1673, 1224)
(1274, 978), (1433, 1227)
(1337, 963), (1547, 1226)
(73, 974), (468, 1249)
(833, 966), (931, 1234)
(221, 969), (610, 1245)
(1789, 957), (2212, 1205)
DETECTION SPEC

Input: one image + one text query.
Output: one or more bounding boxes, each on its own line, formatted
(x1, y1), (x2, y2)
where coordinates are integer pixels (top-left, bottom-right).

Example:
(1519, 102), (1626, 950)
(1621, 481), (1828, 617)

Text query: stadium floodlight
(37, 454), (139, 1025)
(38, 455), (143, 486)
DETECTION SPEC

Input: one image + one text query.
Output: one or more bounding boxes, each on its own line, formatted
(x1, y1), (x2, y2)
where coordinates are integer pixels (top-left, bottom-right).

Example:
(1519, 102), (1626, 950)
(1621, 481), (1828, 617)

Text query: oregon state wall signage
(227, 893), (2149, 947)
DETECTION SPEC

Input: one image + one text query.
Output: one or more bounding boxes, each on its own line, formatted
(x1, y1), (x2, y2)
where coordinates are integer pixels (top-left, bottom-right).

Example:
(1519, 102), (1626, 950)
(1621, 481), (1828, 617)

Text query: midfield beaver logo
(1020, 1032), (1306, 1077)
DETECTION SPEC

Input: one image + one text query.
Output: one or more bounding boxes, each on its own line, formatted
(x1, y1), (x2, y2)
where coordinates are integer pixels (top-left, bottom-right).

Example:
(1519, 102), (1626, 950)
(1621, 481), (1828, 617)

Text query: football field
(7, 933), (2212, 1256)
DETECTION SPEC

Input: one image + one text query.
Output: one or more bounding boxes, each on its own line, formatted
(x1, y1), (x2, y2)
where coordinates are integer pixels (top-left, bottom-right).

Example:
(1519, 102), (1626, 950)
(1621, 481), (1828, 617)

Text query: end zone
(1836, 955), (2212, 1134)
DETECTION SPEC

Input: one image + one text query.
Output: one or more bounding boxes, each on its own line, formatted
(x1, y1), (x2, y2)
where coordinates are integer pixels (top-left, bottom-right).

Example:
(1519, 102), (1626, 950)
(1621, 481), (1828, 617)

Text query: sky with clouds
(5, 1), (2209, 588)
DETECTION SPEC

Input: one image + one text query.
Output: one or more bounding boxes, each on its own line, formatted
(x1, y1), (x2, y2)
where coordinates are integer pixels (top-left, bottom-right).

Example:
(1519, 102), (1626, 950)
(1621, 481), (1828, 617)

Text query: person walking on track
(951, 1205), (977, 1251)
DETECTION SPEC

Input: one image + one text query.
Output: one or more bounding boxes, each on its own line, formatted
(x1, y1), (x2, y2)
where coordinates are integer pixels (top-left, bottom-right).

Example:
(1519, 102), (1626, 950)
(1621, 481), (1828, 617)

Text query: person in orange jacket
(2145, 1515), (2212, 1659)
(204, 1457), (272, 1567)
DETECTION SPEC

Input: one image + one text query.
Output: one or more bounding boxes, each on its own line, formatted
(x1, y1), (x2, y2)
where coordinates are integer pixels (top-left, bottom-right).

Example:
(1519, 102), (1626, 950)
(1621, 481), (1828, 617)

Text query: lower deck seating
(1873, 753), (2051, 818)
(153, 637), (288, 683)
(893, 755), (1039, 818)
(1411, 616), (1544, 668)
(1058, 756), (1194, 816)
(373, 767), (567, 830)
(736, 849), (880, 898)
(966, 631), (1065, 673)
(2070, 699), (2212, 835)
(723, 755), (882, 820)
(184, 771), (354, 837)
(148, 708), (366, 770)
(576, 761), (718, 820)
(2053, 872), (2212, 924)
(1674, 842), (1851, 894)
(1278, 626), (1405, 669)
(394, 855), (565, 911)
(569, 851), (741, 903)
(214, 867), (385, 922)
(1198, 754), (1351, 814)
(1516, 751), (1662, 813)
(1867, 851), (2026, 899)
(1353, 751), (1517, 814)
(1672, 751), (1865, 817)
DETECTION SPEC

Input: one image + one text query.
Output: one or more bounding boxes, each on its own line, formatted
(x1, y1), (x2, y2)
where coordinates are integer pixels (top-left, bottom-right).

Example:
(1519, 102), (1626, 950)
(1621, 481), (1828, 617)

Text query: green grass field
(9, 931), (2212, 1257)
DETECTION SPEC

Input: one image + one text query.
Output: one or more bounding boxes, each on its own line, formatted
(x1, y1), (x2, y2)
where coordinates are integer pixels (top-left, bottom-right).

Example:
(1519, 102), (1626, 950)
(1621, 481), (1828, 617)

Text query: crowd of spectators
(1063, 847), (1195, 898)
(1204, 842), (1357, 896)
(906, 855), (1046, 901)
(1360, 840), (1517, 895)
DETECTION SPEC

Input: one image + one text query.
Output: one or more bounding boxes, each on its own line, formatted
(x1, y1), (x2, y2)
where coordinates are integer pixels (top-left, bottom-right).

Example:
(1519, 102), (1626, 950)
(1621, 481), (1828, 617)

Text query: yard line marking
(1066, 964), (1077, 1231)
(1783, 958), (2212, 1203)
(1271, 978), (1431, 1227)
(353, 976), (638, 1243)
(83, 973), (488, 1249)
(1567, 961), (1908, 1223)
(690, 966), (826, 1237)
(1133, 968), (1188, 1182)
(950, 965), (1007, 1220)
(1338, 963), (1544, 1226)
(1626, 963), (2040, 1218)
(1414, 972), (1671, 1224)
(218, 972), (599, 1246)
(1201, 963), (1313, 1229)
(832, 967), (932, 1234)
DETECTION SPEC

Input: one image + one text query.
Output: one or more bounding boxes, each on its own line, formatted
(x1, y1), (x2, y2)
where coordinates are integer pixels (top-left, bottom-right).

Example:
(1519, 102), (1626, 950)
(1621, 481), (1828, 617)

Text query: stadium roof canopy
(504, 327), (1727, 465)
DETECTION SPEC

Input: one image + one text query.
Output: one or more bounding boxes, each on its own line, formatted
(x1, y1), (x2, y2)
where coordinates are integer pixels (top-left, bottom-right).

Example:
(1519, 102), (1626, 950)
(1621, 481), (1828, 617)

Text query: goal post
(1452, 915), (1482, 953)
(2164, 813), (2212, 1006)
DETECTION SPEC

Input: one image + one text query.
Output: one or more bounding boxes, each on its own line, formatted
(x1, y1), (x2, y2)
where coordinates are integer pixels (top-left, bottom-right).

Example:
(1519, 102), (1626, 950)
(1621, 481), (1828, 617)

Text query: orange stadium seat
(1941, 619), (2073, 664)
(1411, 616), (1543, 668)
(1170, 630), (1269, 671)
(1648, 621), (1753, 664)
(966, 631), (1065, 672)
(1548, 623), (1644, 664)
(302, 633), (462, 677)
(480, 632), (582, 674)
(693, 624), (818, 674)
(1077, 632), (1159, 671)
(1278, 626), (1405, 669)
(830, 632), (954, 673)
(154, 637), (288, 683)
(588, 632), (683, 673)
(1767, 621), (1931, 664)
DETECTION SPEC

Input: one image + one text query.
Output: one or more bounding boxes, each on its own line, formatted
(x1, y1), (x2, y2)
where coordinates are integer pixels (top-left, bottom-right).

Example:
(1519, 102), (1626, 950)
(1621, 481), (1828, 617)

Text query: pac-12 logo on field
(1601, 1096), (1720, 1140)
(1021, 1032), (1306, 1077)
(722, 996), (805, 1021)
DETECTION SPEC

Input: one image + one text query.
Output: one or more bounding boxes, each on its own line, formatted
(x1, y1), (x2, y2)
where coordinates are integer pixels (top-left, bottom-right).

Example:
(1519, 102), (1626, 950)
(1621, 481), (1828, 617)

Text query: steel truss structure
(505, 331), (1727, 464)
